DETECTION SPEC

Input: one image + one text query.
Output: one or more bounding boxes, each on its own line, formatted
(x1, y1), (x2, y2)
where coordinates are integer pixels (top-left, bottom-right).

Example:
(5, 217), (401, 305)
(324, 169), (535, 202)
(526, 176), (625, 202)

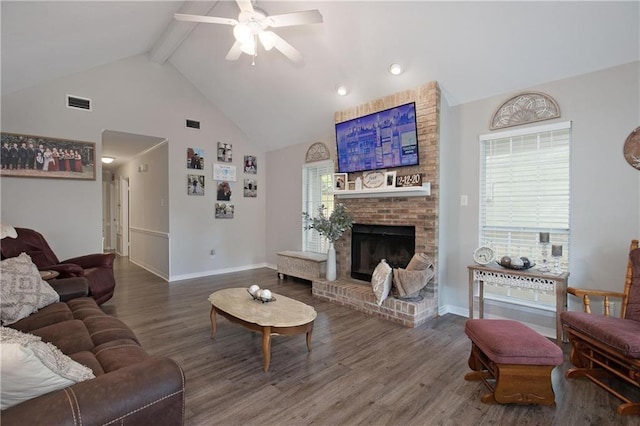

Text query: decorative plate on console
(362, 171), (385, 189)
(473, 246), (495, 265)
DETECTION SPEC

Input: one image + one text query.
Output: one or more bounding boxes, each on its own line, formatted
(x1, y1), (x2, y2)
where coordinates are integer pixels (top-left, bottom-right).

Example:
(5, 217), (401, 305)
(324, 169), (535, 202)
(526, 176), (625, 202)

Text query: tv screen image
(335, 102), (419, 173)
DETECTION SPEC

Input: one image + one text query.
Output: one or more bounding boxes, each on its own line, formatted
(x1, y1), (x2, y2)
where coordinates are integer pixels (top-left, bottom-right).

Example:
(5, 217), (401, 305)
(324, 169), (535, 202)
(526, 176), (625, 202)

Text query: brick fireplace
(311, 81), (441, 328)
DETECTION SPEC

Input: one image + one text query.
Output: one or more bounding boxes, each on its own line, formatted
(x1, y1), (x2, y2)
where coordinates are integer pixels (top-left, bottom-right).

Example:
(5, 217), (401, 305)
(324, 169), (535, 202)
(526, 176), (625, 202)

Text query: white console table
(467, 263), (569, 344)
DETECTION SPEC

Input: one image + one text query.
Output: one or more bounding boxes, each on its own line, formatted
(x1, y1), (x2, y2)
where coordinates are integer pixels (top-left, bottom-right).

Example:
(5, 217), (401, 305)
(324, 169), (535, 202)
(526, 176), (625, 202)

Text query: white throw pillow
(0, 252), (60, 326)
(371, 259), (392, 306)
(0, 327), (95, 409)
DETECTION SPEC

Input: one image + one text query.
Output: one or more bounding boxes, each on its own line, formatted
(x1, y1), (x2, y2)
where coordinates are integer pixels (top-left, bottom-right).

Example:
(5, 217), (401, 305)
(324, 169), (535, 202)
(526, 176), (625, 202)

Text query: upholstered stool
(464, 319), (563, 406)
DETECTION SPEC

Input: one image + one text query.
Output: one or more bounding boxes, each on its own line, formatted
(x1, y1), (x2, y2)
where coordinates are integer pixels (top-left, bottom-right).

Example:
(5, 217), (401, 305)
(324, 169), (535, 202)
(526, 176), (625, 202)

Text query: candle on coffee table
(539, 232), (550, 244)
(552, 245), (562, 257)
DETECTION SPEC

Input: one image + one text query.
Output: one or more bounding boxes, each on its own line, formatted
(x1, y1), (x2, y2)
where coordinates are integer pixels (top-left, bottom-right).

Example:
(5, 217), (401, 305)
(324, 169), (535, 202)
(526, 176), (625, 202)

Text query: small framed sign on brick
(395, 173), (422, 187)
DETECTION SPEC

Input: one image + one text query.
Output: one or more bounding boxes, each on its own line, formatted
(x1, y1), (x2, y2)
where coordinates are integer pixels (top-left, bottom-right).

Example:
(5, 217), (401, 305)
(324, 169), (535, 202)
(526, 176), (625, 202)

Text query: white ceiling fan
(175, 0), (323, 64)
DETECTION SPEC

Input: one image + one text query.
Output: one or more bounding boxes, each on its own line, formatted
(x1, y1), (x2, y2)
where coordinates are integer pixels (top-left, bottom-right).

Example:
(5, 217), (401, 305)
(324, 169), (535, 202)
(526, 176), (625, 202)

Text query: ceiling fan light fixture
(233, 23), (252, 43)
(389, 63), (403, 75)
(101, 156), (115, 164)
(258, 31), (277, 51)
(336, 84), (349, 96)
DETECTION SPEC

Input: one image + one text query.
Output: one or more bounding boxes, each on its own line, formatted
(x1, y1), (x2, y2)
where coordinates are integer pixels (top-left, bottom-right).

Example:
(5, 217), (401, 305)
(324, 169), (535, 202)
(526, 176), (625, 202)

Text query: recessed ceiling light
(389, 63), (403, 76)
(336, 84), (349, 96)
(101, 157), (115, 164)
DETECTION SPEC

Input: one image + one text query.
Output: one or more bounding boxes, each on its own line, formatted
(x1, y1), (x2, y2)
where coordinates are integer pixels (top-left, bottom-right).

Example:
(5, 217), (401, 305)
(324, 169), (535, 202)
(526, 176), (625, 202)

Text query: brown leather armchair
(1, 227), (116, 305)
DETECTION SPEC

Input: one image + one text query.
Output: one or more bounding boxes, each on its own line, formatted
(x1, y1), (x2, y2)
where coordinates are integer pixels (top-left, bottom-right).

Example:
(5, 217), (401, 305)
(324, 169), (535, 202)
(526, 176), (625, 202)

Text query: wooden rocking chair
(560, 239), (640, 415)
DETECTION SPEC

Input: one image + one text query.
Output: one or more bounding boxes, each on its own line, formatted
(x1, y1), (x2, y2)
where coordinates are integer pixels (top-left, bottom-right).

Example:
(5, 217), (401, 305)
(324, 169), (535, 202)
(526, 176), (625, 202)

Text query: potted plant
(302, 203), (354, 281)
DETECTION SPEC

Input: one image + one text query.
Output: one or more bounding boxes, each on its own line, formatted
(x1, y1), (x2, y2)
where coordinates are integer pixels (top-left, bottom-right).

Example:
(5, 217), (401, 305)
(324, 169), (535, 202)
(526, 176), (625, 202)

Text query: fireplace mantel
(334, 183), (430, 199)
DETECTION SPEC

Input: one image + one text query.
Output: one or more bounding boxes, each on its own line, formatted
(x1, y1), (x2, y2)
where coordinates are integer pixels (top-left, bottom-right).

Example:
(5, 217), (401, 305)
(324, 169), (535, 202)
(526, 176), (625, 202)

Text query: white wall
(1, 54), (266, 280)
(114, 141), (170, 279)
(265, 142), (311, 266)
(446, 61), (640, 314)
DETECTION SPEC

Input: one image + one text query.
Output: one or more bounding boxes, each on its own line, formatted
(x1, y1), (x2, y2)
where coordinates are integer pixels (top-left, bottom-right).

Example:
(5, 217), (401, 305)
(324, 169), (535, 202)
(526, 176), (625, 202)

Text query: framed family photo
(333, 173), (347, 191)
(385, 171), (397, 187)
(1, 132), (96, 180)
(187, 147), (204, 170)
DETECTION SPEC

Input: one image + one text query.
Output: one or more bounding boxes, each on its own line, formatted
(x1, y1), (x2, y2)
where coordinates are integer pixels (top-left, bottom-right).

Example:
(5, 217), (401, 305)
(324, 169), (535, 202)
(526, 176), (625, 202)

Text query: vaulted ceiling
(2, 1), (639, 152)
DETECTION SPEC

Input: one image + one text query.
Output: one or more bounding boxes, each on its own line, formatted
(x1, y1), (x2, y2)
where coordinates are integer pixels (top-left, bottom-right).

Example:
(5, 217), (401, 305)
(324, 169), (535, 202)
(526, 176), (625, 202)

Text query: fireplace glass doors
(351, 224), (415, 281)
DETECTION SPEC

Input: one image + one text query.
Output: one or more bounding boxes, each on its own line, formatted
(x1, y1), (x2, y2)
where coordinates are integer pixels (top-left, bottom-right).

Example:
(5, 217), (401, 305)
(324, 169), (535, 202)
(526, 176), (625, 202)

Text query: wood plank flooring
(102, 256), (638, 426)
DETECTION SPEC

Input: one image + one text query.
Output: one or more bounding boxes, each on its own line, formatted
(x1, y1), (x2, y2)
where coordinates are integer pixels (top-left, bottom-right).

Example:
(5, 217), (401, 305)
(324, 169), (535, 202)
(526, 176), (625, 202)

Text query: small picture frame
(188, 174), (205, 196)
(385, 171), (397, 187)
(333, 173), (347, 191)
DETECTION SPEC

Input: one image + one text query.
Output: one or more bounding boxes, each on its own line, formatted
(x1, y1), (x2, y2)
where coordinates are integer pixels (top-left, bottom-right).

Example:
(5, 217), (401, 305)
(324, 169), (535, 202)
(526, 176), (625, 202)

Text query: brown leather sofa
(0, 227), (116, 304)
(1, 278), (185, 425)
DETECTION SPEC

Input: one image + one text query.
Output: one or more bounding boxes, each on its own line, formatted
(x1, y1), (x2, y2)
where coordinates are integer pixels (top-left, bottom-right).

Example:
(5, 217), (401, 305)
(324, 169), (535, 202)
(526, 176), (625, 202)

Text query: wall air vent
(186, 119), (201, 130)
(66, 94), (92, 111)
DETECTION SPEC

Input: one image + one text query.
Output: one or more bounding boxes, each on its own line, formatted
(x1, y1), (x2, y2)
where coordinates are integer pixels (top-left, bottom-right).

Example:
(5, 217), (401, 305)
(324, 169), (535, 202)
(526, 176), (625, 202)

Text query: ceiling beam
(149, 1), (219, 64)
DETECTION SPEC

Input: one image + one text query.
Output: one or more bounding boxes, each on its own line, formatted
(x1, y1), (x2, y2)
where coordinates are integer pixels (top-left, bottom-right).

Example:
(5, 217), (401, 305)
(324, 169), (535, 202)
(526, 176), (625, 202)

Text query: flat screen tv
(335, 102), (419, 173)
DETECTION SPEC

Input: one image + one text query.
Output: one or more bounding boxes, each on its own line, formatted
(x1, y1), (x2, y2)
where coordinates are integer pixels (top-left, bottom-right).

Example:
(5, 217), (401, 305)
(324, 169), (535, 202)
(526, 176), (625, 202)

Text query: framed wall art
(385, 171), (397, 187)
(188, 174), (205, 196)
(216, 181), (233, 201)
(215, 203), (234, 219)
(187, 147), (204, 170)
(244, 155), (257, 174)
(333, 173), (347, 191)
(244, 178), (257, 197)
(217, 142), (232, 162)
(1, 132), (96, 180)
(213, 163), (236, 181)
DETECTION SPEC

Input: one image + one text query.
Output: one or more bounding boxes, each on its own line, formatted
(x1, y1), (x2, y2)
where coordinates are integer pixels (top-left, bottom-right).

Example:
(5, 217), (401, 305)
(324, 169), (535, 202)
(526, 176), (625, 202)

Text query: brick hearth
(312, 278), (438, 327)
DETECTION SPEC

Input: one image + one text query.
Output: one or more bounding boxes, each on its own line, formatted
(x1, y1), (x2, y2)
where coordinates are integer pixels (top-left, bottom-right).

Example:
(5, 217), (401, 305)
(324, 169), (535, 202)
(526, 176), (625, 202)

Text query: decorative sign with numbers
(395, 173), (422, 187)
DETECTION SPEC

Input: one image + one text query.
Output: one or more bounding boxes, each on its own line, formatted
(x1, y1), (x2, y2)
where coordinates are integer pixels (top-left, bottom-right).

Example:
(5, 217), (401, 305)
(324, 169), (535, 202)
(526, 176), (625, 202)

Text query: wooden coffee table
(208, 288), (317, 372)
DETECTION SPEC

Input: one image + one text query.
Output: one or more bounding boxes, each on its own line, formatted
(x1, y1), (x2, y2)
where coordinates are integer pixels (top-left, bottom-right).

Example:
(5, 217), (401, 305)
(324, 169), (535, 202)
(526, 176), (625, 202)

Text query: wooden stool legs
(465, 343), (557, 406)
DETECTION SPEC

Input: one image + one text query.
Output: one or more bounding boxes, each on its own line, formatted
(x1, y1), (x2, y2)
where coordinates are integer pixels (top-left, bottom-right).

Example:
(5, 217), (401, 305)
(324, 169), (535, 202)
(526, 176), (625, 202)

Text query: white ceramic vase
(326, 241), (337, 281)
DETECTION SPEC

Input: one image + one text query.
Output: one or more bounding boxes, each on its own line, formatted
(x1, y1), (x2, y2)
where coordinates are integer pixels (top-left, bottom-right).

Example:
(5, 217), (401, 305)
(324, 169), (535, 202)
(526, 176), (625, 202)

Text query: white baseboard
(169, 262), (274, 282)
(129, 258), (169, 282)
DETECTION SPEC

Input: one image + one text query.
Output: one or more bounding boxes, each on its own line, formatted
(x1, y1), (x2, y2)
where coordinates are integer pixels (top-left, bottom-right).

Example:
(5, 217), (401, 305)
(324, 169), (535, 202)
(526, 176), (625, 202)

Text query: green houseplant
(302, 203), (354, 281)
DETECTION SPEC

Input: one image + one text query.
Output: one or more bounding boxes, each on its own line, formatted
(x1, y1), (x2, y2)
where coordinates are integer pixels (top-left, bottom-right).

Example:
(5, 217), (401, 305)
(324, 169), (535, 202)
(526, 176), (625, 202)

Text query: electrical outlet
(461, 195), (468, 206)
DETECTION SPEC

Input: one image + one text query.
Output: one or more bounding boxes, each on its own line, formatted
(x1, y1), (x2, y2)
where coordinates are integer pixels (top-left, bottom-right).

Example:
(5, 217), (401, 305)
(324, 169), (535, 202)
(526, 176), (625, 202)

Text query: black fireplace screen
(351, 224), (415, 281)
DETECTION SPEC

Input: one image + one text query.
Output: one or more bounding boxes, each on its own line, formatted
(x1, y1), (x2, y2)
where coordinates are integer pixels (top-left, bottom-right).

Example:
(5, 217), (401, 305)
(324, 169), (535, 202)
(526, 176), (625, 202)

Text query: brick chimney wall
(333, 82), (440, 284)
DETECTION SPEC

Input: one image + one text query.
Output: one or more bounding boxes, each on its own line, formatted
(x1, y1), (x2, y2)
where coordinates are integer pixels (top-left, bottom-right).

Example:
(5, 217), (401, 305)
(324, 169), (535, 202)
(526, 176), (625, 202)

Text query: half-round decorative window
(305, 142), (331, 163)
(490, 92), (560, 130)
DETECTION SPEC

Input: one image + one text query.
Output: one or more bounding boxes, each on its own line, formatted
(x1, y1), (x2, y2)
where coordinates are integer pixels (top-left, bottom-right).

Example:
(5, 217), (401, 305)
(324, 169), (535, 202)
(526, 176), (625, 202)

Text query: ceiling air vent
(186, 119), (200, 130)
(66, 94), (91, 111)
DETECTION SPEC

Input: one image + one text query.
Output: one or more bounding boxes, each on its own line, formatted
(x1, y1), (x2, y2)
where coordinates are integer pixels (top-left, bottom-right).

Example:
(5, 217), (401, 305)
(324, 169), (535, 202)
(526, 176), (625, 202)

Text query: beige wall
(1, 54), (267, 280)
(265, 61), (640, 317)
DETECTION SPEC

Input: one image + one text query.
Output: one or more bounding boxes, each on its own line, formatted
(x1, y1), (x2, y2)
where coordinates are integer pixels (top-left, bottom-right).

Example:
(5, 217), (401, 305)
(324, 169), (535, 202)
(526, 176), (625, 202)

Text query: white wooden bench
(277, 251), (327, 281)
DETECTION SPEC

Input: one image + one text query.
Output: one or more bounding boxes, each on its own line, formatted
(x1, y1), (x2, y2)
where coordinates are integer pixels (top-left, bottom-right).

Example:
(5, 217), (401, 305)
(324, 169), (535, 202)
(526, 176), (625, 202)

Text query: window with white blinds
(479, 121), (571, 271)
(302, 160), (335, 253)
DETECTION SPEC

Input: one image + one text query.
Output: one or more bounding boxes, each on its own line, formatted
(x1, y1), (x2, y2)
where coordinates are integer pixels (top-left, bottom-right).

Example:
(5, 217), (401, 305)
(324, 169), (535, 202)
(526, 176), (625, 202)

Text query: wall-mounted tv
(335, 102), (419, 173)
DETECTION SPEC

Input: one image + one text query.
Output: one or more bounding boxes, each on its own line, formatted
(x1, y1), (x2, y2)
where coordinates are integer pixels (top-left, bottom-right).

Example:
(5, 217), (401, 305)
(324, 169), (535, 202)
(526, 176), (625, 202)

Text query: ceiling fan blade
(235, 0), (254, 13)
(174, 13), (237, 26)
(270, 32), (303, 63)
(268, 10), (323, 28)
(225, 41), (243, 61)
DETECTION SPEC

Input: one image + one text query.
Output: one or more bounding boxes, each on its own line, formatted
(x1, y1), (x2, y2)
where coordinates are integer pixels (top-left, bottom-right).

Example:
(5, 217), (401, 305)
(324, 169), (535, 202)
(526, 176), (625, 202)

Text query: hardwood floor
(103, 256), (637, 426)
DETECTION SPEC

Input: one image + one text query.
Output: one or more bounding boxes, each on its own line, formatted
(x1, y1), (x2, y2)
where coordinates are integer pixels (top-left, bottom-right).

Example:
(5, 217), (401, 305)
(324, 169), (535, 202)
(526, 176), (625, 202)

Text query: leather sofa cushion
(29, 319), (95, 355)
(69, 351), (105, 376)
(94, 339), (149, 373)
(67, 297), (106, 320)
(561, 311), (640, 358)
(84, 316), (139, 346)
(8, 303), (73, 333)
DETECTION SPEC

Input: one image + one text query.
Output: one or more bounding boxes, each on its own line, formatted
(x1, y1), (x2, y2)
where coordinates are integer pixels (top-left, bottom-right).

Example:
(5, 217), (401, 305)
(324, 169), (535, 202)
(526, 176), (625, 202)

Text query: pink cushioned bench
(464, 319), (563, 406)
